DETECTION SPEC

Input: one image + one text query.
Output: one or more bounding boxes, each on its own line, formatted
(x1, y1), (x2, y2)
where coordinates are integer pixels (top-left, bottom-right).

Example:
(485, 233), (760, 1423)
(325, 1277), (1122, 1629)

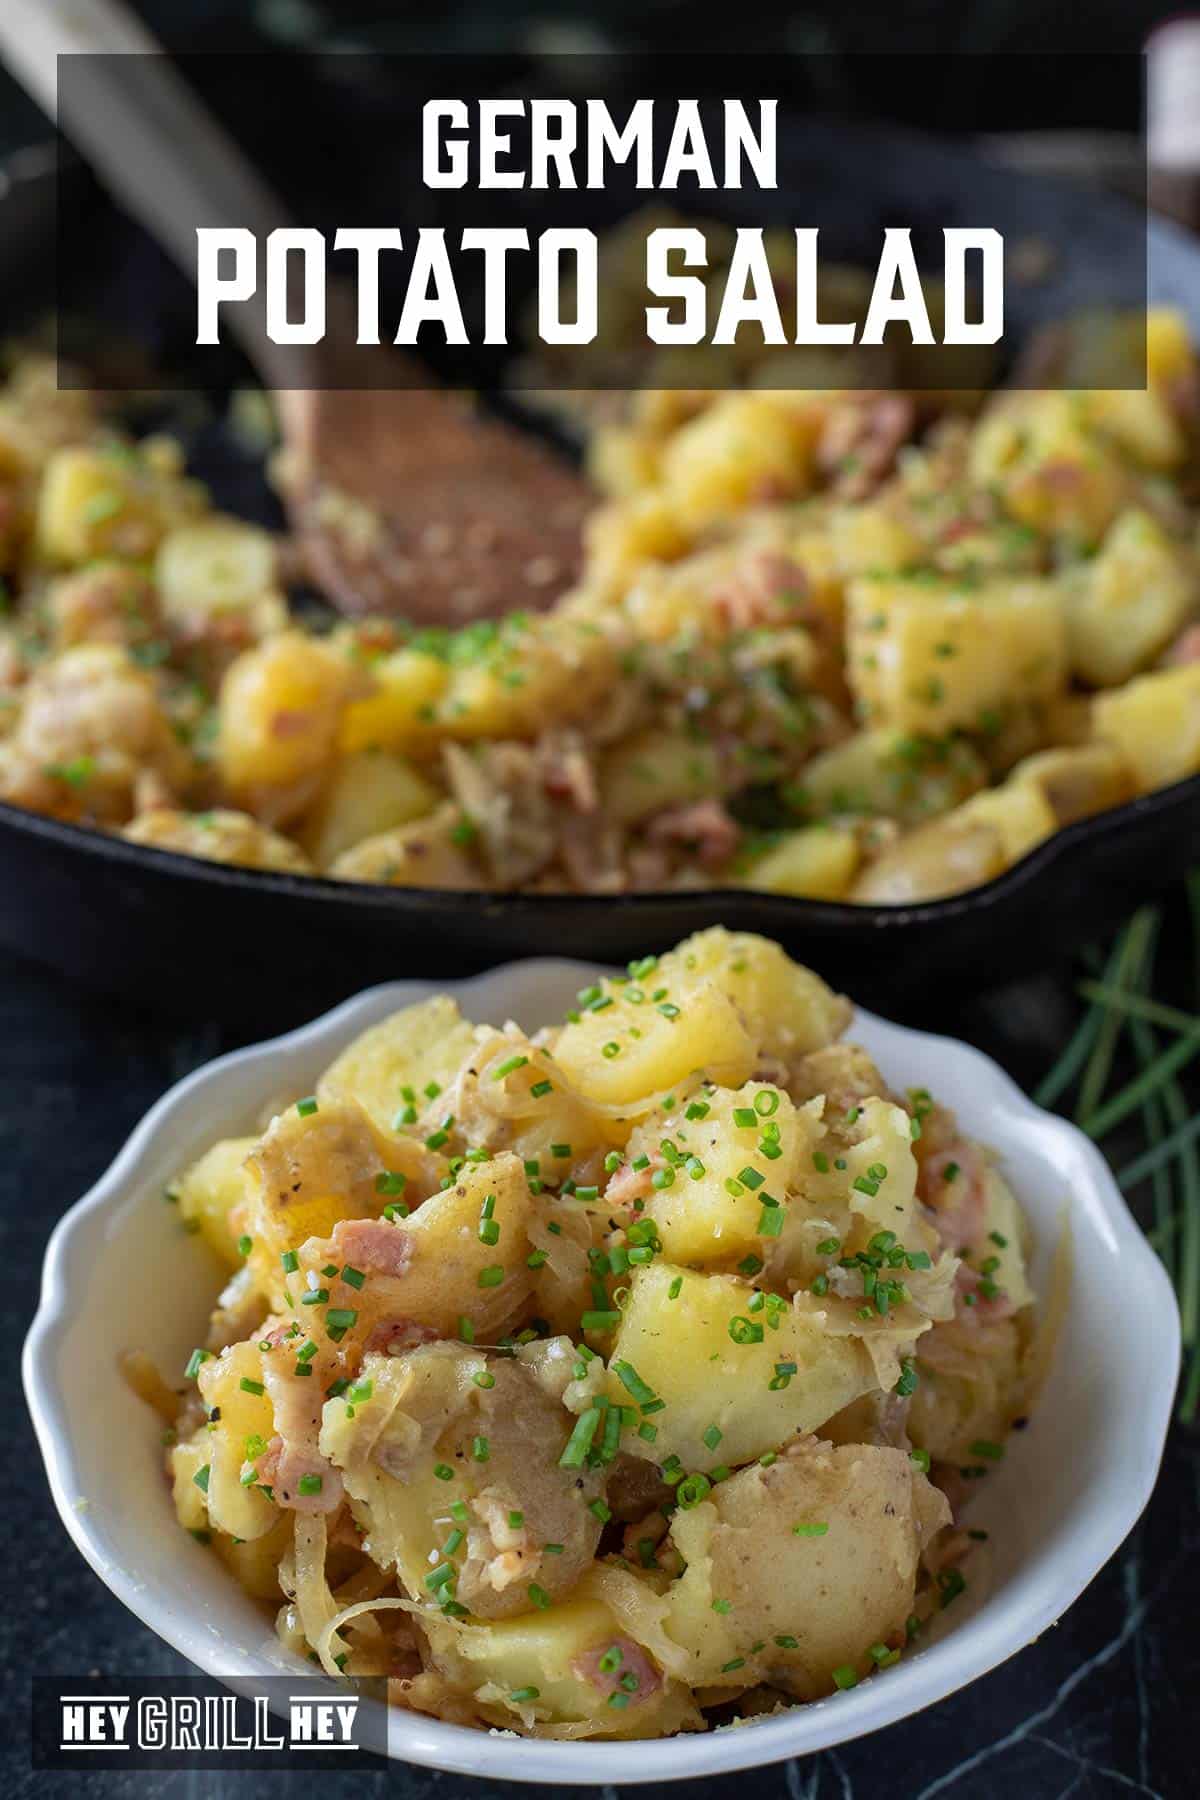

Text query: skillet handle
(0, 0), (315, 388)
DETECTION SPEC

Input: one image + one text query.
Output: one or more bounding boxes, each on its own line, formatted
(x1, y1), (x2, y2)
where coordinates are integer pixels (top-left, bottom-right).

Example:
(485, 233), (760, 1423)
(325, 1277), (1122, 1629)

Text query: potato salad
(0, 309), (1197, 902)
(148, 930), (1041, 1737)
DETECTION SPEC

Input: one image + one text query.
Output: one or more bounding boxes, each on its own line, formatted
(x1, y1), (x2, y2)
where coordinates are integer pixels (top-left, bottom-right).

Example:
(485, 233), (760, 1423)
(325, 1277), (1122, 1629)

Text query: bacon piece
(254, 1433), (344, 1515)
(954, 1261), (1015, 1324)
(1165, 623), (1200, 667)
(713, 551), (810, 634)
(921, 1142), (988, 1254)
(604, 1158), (660, 1208)
(572, 1637), (662, 1702)
(364, 1317), (443, 1355)
(328, 1216), (413, 1278)
(646, 797), (740, 870)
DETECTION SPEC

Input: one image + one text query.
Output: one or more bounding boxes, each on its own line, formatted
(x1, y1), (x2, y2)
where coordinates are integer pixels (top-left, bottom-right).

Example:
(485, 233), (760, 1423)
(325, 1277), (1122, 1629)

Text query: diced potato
(740, 825), (860, 899)
(659, 394), (817, 532)
(953, 781), (1057, 866)
(320, 1344), (602, 1618)
(1062, 510), (1198, 687)
(124, 808), (312, 874)
(244, 1098), (435, 1308)
(599, 729), (721, 827)
(381, 1155), (534, 1337)
(845, 573), (1068, 736)
(659, 927), (851, 1060)
(318, 995), (477, 1134)
(217, 632), (354, 820)
(638, 1085), (817, 1266)
(968, 394), (1128, 543)
(420, 1591), (696, 1736)
(155, 516), (286, 634)
(583, 490), (690, 597)
(36, 444), (203, 564)
(976, 1168), (1035, 1313)
(605, 1264), (874, 1473)
(852, 814), (1006, 905)
(837, 1097), (919, 1245)
(797, 729), (987, 827)
(213, 1516), (291, 1599)
(1085, 389), (1186, 471)
(175, 1137), (257, 1267)
(1092, 662), (1200, 793)
(339, 648), (449, 754)
(301, 749), (439, 870)
(827, 502), (922, 580)
(197, 1340), (278, 1541)
(1007, 742), (1133, 827)
(552, 979), (755, 1112)
(663, 1441), (949, 1696)
(328, 806), (479, 888)
(910, 1316), (1025, 1466)
(169, 1435), (213, 1535)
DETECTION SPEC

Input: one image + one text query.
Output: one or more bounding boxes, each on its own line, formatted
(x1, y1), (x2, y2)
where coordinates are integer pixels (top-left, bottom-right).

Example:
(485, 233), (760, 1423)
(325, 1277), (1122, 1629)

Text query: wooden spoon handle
(0, 0), (314, 387)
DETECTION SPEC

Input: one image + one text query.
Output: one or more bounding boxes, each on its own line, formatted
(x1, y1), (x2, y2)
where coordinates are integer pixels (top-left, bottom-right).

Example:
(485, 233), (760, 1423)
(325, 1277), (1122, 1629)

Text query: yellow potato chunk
(1092, 663), (1200, 793)
(421, 1590), (697, 1736)
(798, 729), (987, 826)
(339, 648), (449, 754)
(196, 1340), (278, 1541)
(660, 927), (852, 1060)
(552, 979), (755, 1112)
(318, 994), (477, 1134)
(952, 781), (1057, 866)
(639, 1084), (815, 1266)
(605, 1264), (874, 1473)
(598, 729), (721, 827)
(386, 1155), (534, 1337)
(217, 632), (354, 820)
(36, 444), (203, 564)
(852, 814), (1006, 905)
(328, 806), (479, 888)
(663, 1440), (949, 1695)
(175, 1137), (257, 1268)
(845, 573), (1068, 736)
(1007, 743), (1133, 827)
(155, 516), (286, 636)
(1062, 510), (1198, 688)
(740, 825), (860, 899)
(659, 394), (817, 532)
(320, 1344), (602, 1619)
(302, 749), (439, 870)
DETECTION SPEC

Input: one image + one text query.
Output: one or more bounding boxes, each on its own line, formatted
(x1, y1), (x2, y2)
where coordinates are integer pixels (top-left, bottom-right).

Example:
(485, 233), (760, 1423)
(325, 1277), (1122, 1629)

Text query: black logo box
(32, 1676), (390, 1771)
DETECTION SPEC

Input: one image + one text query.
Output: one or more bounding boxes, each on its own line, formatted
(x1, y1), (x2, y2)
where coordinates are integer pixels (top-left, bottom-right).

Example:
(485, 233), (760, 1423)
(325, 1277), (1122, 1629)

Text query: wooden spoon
(0, 0), (590, 622)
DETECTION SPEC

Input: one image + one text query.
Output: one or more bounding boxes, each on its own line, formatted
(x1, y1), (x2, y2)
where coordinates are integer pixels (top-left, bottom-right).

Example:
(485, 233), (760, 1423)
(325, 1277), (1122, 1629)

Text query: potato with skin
(852, 814), (1006, 905)
(419, 1588), (698, 1737)
(739, 825), (860, 900)
(663, 1440), (950, 1696)
(244, 1096), (444, 1309)
(604, 1265), (875, 1473)
(320, 1344), (603, 1620)
(796, 729), (987, 828)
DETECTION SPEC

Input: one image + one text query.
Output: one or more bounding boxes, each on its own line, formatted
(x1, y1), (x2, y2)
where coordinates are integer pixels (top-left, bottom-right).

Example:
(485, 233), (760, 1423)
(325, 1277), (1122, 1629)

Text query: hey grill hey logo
(33, 1677), (385, 1769)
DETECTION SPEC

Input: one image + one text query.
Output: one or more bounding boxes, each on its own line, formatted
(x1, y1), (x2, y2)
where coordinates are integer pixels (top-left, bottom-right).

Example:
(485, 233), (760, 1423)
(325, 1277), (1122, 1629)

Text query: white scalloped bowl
(24, 961), (1179, 1784)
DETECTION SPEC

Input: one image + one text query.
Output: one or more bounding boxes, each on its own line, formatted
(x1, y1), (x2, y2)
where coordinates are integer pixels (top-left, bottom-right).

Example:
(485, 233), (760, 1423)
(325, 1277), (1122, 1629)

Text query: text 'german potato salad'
(133, 930), (1045, 1738)
(1, 290), (1199, 902)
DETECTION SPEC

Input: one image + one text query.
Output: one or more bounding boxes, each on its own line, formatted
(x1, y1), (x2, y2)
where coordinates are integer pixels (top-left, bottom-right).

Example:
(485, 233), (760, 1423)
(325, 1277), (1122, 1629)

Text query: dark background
(3, 2), (1199, 1797)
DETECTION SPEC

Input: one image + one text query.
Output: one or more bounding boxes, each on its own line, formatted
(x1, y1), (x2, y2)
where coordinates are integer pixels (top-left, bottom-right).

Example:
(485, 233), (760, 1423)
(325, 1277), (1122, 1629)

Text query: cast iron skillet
(2, 133), (1199, 1025)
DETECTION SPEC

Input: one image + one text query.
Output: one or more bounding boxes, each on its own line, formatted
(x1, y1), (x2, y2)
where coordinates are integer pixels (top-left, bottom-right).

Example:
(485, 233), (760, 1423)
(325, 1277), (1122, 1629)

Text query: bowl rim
(23, 960), (1182, 1784)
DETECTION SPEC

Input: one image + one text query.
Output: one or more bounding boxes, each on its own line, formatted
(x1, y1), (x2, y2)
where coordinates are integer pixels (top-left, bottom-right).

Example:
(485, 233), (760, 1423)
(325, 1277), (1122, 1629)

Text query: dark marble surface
(2, 939), (1197, 1800)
